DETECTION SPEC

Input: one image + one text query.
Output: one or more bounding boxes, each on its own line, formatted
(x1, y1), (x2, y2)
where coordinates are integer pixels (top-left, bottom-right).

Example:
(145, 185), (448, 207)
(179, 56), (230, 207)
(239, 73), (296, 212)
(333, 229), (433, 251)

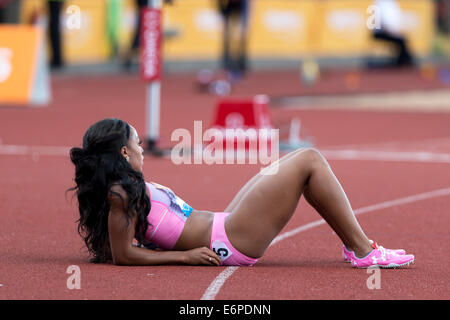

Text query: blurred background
(0, 0), (448, 75)
(0, 0), (449, 146)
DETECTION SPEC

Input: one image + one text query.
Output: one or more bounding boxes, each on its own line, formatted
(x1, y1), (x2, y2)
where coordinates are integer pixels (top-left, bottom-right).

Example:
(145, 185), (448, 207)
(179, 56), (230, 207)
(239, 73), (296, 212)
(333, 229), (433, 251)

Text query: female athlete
(69, 118), (414, 268)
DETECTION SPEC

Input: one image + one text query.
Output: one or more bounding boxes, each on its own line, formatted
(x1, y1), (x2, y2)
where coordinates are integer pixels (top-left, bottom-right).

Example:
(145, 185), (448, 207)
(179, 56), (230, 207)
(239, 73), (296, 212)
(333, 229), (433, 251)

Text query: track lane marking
(0, 144), (70, 156)
(1, 143), (448, 298)
(321, 150), (450, 163)
(1, 144), (450, 163)
(200, 187), (450, 300)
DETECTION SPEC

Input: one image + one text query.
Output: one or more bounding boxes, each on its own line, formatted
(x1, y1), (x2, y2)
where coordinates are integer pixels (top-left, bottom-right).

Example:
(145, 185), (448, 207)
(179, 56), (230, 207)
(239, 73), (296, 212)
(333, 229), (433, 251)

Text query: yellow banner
(163, 0), (434, 60)
(19, 0), (436, 63)
(319, 0), (435, 56)
(163, 0), (222, 59)
(247, 0), (318, 58)
(21, 0), (135, 64)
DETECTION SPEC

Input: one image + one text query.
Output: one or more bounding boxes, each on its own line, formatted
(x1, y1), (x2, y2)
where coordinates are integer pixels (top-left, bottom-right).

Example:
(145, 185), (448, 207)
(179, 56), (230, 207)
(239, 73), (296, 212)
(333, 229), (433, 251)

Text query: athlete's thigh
(224, 148), (307, 212)
(225, 149), (315, 258)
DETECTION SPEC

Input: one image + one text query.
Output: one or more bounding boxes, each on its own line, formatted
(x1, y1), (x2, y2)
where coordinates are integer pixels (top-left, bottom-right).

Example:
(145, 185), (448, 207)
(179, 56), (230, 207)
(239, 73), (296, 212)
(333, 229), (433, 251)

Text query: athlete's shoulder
(108, 183), (128, 207)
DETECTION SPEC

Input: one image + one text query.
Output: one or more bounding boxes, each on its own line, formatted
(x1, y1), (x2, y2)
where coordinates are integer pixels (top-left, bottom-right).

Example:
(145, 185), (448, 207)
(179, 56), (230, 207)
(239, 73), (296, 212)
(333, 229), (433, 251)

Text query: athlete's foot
(349, 242), (414, 268)
(343, 240), (406, 262)
(344, 241), (373, 259)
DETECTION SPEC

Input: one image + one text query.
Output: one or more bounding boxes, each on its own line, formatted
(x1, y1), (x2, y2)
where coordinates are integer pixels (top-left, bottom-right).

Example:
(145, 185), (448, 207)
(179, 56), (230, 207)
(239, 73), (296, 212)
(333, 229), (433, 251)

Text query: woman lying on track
(69, 118), (414, 268)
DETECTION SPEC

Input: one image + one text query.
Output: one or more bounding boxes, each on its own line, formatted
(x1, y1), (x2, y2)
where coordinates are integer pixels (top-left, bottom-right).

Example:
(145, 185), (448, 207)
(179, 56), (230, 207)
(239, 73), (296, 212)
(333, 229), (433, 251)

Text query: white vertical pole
(146, 0), (162, 152)
(146, 77), (160, 146)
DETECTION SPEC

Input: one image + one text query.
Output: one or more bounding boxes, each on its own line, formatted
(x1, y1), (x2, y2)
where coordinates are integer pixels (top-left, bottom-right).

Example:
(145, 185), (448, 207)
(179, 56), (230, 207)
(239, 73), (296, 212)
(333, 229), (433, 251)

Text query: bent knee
(297, 148), (328, 167)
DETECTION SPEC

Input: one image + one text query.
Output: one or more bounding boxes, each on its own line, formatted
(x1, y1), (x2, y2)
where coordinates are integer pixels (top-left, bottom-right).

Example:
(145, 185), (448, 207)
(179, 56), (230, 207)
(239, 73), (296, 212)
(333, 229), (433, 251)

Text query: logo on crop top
(212, 240), (231, 262)
(151, 182), (193, 217)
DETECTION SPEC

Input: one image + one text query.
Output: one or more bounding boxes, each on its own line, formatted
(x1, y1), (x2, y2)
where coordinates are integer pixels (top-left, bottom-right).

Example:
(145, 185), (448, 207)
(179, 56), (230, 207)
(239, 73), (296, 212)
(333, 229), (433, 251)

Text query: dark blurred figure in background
(123, 0), (174, 71)
(48, 0), (65, 69)
(436, 0), (450, 34)
(123, 0), (147, 71)
(217, 0), (250, 83)
(371, 0), (414, 68)
(0, 0), (22, 23)
(1, 0), (65, 69)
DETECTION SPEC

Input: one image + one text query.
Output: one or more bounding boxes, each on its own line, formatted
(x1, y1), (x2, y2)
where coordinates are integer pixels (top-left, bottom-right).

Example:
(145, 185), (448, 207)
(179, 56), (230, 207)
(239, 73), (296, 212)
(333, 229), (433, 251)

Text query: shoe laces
(372, 241), (390, 261)
(378, 246), (388, 261)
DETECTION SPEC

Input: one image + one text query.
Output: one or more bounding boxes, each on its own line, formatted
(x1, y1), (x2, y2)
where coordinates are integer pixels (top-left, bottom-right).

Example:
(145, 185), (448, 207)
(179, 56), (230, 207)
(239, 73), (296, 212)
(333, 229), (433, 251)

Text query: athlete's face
(123, 126), (144, 172)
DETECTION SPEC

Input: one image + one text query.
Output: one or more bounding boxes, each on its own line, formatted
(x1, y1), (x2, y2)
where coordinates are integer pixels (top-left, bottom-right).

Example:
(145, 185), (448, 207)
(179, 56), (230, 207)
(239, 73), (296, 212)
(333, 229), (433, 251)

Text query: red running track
(0, 68), (449, 299)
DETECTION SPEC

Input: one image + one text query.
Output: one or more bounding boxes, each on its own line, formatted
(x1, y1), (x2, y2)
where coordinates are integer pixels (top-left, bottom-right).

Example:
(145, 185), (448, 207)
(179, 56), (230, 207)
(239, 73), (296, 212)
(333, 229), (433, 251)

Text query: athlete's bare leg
(224, 148), (305, 213)
(225, 148), (372, 259)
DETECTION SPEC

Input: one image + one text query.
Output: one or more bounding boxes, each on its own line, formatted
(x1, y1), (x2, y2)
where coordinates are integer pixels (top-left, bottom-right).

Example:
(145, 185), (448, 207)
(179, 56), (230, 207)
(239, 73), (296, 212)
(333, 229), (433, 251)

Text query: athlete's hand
(183, 247), (221, 266)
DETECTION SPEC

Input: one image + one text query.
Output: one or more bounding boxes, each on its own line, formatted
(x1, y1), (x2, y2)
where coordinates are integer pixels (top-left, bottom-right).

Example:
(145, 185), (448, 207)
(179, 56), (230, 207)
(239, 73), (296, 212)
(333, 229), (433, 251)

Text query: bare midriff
(173, 210), (215, 251)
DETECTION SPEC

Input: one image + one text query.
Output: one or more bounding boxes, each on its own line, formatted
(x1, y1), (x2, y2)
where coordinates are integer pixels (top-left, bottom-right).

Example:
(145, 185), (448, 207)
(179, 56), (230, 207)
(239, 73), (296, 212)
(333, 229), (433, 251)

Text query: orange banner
(0, 25), (42, 105)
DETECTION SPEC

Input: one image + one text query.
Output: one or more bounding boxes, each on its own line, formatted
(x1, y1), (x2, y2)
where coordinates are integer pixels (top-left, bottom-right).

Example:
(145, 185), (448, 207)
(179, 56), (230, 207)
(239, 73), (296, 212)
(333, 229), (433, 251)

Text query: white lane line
(201, 267), (239, 300)
(0, 144), (70, 156)
(271, 187), (450, 246)
(321, 150), (450, 163)
(319, 136), (450, 152)
(1, 144), (450, 164)
(200, 187), (450, 300)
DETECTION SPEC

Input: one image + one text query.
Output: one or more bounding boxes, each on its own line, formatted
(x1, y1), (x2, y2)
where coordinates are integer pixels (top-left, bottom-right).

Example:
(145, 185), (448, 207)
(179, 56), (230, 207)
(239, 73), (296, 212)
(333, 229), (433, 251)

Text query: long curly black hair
(68, 119), (151, 263)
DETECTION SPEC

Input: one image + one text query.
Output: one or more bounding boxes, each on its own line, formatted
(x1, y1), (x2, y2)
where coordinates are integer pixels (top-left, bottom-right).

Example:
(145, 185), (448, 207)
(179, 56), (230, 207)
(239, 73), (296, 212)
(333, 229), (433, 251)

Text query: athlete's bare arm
(107, 184), (220, 266)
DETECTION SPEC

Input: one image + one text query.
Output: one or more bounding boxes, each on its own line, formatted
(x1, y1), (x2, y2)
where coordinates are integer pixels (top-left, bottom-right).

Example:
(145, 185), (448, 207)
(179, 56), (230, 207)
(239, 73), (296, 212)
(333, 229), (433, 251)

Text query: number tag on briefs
(212, 240), (232, 262)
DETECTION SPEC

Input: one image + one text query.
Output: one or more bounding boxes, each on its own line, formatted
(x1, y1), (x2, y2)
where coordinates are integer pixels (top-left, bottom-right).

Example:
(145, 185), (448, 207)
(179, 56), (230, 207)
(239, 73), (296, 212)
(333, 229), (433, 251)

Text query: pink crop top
(144, 182), (193, 250)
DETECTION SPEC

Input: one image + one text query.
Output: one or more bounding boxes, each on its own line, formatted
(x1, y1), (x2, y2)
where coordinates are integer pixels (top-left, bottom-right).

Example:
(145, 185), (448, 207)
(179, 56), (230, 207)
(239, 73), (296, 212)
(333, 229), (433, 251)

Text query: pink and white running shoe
(342, 240), (406, 263)
(349, 242), (414, 268)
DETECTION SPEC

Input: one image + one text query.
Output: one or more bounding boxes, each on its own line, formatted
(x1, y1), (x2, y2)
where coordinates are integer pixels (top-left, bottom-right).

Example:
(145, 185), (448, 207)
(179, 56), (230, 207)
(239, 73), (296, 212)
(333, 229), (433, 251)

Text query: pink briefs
(210, 212), (259, 266)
